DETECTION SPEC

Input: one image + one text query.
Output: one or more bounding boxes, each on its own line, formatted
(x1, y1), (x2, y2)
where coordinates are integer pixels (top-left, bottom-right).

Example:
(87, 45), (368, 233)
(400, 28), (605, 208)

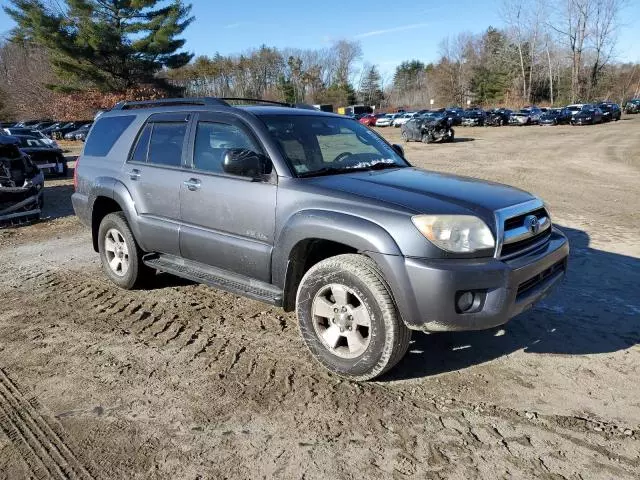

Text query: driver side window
(193, 122), (260, 174)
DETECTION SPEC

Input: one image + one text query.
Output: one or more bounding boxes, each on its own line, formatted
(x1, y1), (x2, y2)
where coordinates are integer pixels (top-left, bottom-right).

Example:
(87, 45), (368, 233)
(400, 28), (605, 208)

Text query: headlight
(411, 215), (495, 253)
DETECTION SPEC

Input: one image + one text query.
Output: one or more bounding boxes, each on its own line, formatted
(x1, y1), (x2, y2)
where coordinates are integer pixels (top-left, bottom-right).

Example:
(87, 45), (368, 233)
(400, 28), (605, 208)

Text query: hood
(306, 167), (535, 221)
(574, 111), (594, 118)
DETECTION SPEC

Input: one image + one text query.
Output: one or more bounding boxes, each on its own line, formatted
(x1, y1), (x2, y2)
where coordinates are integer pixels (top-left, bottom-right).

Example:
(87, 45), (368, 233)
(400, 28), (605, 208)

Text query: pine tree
(359, 66), (383, 106)
(4, 0), (194, 92)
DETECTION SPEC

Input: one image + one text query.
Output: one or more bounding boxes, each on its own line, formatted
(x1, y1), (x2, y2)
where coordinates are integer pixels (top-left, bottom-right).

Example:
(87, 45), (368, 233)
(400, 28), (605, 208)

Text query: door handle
(128, 169), (141, 180)
(183, 178), (201, 191)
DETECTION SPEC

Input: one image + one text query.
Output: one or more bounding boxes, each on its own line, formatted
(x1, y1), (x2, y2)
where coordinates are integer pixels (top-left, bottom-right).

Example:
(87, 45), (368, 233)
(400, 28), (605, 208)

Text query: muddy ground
(0, 119), (639, 479)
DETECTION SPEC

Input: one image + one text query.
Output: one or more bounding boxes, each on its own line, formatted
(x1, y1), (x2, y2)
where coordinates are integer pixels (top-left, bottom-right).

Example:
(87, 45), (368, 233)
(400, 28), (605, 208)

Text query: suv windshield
(260, 115), (408, 177)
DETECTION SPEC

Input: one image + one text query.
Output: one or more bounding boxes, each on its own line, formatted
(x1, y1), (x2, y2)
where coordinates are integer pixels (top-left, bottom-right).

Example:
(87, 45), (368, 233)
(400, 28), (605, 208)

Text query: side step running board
(143, 253), (283, 306)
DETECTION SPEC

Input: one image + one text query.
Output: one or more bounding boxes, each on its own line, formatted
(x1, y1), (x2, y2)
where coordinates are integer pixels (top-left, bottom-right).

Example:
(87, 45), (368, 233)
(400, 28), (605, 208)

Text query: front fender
(272, 209), (402, 288)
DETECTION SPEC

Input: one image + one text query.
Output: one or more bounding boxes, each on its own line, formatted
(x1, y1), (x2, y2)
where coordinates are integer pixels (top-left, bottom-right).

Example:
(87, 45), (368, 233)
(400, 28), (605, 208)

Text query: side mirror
(222, 148), (271, 178)
(391, 144), (405, 158)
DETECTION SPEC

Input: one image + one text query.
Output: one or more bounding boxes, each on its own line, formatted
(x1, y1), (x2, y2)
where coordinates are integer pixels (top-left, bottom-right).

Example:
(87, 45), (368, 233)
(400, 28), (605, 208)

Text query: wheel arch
(90, 179), (142, 252)
(273, 210), (403, 312)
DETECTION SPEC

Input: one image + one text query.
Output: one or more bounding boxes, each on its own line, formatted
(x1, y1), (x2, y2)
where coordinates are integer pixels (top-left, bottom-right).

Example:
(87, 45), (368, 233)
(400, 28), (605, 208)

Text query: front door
(179, 112), (277, 283)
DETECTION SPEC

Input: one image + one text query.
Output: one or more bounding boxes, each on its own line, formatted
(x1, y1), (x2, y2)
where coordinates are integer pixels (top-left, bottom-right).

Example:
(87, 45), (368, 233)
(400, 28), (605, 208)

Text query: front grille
(516, 260), (566, 300)
(504, 207), (547, 230)
(498, 205), (551, 259)
(501, 229), (551, 257)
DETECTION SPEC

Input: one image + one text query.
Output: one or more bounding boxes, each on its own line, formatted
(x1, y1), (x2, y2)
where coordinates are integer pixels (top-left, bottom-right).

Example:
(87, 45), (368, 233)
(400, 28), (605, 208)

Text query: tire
(401, 131), (409, 143)
(296, 254), (411, 381)
(98, 212), (148, 289)
(422, 133), (433, 144)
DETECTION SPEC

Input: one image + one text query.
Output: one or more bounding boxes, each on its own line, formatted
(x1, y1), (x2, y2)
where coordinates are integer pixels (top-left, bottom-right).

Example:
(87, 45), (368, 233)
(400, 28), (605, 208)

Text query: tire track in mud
(0, 369), (96, 480)
(5, 266), (639, 478)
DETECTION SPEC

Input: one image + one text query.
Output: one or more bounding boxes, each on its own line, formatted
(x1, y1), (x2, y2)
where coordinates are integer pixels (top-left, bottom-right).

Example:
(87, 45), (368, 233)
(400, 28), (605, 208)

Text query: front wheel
(401, 131), (409, 142)
(296, 254), (411, 381)
(98, 212), (148, 289)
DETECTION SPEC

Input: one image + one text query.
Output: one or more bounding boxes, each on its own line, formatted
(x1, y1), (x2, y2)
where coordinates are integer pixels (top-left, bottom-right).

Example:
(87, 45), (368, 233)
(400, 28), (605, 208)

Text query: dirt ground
(0, 119), (639, 479)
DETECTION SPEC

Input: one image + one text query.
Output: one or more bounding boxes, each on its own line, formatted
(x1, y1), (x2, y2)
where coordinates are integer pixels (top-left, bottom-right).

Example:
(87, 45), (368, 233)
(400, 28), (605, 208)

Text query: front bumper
(374, 227), (569, 332)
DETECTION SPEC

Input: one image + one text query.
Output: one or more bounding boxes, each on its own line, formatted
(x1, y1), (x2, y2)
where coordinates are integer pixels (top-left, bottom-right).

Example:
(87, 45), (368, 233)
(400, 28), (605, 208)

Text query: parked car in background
(375, 114), (396, 127)
(623, 99), (640, 114)
(596, 102), (621, 122)
(392, 112), (417, 127)
(358, 114), (378, 127)
(0, 136), (45, 225)
(509, 106), (542, 125)
(435, 108), (464, 126)
(64, 123), (93, 140)
(565, 104), (586, 119)
(11, 135), (68, 176)
(71, 123), (93, 141)
(401, 112), (455, 143)
(3, 128), (59, 148)
(460, 109), (486, 126)
(13, 119), (51, 128)
(50, 121), (90, 139)
(570, 106), (603, 125)
(539, 108), (572, 125)
(485, 108), (512, 126)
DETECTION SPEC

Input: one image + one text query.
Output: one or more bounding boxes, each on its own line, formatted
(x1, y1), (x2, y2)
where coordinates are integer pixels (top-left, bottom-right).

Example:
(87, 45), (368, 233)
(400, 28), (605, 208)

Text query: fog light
(456, 291), (475, 313)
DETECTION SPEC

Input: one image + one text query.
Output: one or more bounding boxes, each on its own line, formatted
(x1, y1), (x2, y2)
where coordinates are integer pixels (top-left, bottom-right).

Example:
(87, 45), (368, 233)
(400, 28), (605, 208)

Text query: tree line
(1, 0), (639, 120)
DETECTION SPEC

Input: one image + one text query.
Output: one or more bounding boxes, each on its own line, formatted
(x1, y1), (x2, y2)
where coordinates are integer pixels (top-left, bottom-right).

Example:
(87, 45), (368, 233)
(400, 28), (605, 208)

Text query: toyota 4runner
(72, 98), (569, 381)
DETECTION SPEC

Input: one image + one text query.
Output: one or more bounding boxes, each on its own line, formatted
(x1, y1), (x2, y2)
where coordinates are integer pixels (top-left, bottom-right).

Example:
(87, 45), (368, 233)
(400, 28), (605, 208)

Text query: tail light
(73, 155), (80, 191)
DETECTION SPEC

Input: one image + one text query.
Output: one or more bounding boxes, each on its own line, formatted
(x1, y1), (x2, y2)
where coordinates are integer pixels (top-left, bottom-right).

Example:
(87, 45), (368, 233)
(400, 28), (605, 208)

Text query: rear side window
(84, 115), (135, 156)
(147, 123), (187, 167)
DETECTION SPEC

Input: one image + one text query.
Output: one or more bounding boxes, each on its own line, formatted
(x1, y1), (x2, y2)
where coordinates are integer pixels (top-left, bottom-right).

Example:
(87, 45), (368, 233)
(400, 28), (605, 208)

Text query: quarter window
(84, 115), (134, 157)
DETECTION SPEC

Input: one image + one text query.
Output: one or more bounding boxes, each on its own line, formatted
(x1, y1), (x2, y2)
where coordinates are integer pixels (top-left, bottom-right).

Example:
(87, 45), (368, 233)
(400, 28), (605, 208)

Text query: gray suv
(72, 98), (569, 380)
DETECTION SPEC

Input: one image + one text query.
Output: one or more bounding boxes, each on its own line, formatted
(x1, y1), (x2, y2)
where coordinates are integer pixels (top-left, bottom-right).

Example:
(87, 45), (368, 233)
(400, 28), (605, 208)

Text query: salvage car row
(359, 101), (627, 129)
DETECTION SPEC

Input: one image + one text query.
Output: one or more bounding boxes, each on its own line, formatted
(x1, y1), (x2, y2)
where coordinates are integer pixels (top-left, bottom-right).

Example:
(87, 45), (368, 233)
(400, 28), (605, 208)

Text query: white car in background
(375, 114), (396, 127)
(566, 104), (585, 119)
(392, 112), (417, 127)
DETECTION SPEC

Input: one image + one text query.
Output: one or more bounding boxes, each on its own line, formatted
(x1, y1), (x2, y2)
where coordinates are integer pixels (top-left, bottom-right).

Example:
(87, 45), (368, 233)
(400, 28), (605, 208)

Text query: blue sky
(1, 0), (639, 81)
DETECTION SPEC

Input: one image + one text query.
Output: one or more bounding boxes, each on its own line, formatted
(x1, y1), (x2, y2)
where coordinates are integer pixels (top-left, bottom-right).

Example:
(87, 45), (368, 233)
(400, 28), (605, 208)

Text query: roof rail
(221, 98), (317, 110)
(112, 97), (230, 110)
(220, 97), (291, 107)
(111, 97), (320, 112)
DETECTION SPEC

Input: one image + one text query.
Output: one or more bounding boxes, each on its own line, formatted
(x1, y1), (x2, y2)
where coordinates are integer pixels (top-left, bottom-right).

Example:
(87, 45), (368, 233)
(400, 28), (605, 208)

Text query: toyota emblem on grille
(525, 215), (540, 235)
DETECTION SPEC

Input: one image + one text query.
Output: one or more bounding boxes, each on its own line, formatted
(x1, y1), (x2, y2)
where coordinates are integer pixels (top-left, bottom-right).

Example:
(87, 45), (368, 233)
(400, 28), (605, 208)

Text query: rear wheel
(98, 212), (148, 289)
(422, 133), (433, 144)
(296, 254), (411, 381)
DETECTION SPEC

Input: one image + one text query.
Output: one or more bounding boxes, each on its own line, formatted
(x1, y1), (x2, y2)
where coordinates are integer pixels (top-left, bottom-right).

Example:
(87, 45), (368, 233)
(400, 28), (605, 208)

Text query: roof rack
(110, 97), (318, 112)
(112, 97), (230, 110)
(221, 98), (317, 110)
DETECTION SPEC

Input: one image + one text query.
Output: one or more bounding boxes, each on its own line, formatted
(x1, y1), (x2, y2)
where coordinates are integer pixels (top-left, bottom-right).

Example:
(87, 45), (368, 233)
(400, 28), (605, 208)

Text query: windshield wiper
(298, 162), (403, 178)
(298, 167), (351, 178)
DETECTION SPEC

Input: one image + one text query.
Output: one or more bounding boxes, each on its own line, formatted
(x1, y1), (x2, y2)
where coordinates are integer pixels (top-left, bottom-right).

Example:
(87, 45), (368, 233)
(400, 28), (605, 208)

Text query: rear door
(179, 112), (277, 283)
(123, 113), (192, 255)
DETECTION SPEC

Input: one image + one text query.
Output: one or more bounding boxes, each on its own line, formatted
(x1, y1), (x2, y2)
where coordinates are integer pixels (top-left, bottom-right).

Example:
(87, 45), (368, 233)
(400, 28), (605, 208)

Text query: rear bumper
(371, 228), (569, 332)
